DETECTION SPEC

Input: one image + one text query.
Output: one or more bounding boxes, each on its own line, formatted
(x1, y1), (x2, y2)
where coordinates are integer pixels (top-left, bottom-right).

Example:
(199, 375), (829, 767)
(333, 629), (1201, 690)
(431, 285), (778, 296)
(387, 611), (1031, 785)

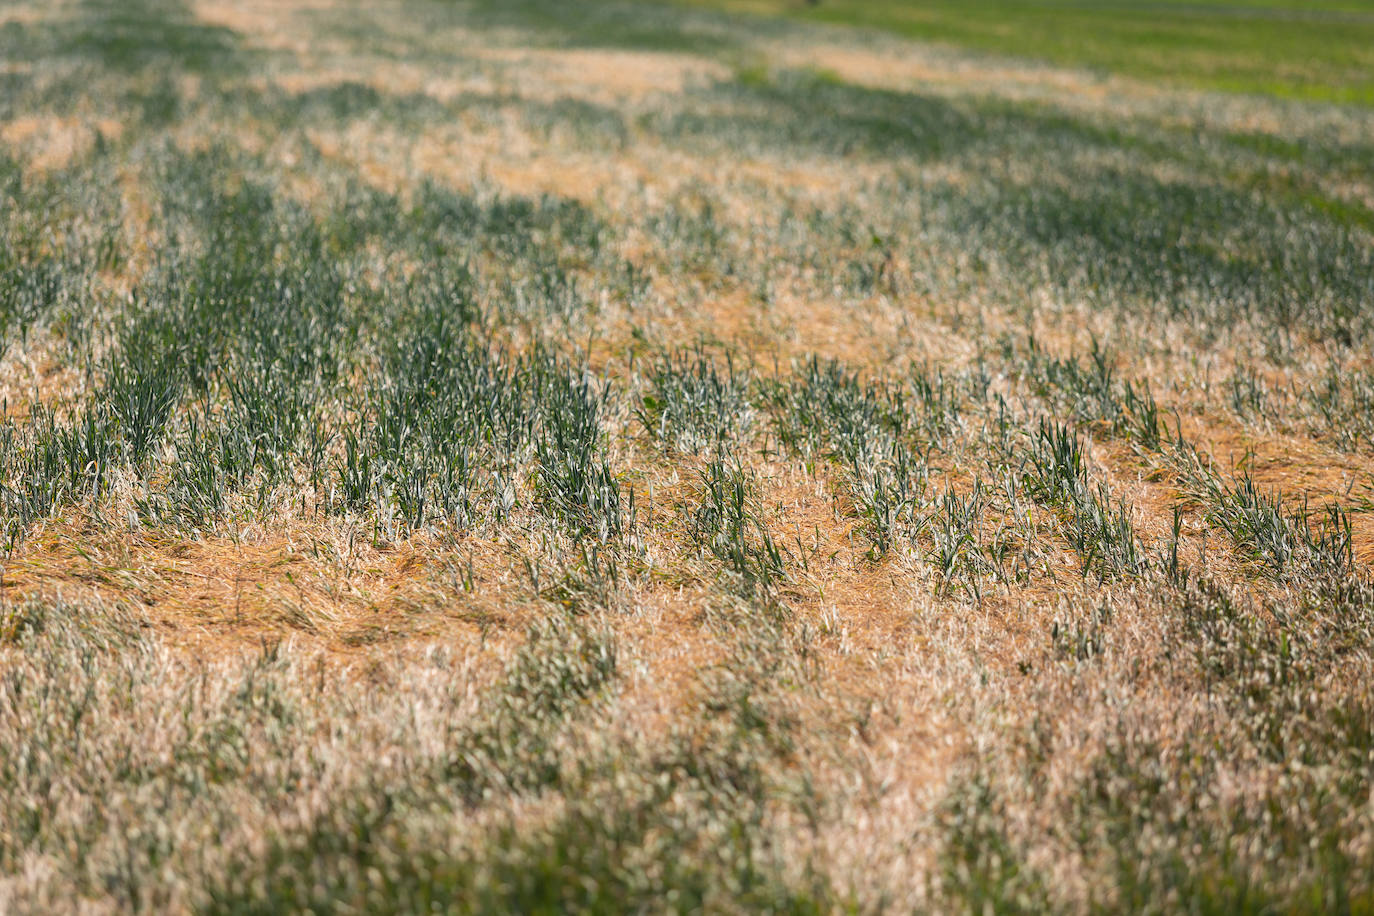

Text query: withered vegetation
(1, 0), (1373, 911)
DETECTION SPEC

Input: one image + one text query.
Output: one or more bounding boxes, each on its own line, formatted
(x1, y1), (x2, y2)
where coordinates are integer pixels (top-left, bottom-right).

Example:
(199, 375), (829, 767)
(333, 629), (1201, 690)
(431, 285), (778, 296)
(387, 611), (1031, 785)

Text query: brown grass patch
(1, 515), (542, 657)
(477, 47), (729, 103)
(1, 116), (123, 173)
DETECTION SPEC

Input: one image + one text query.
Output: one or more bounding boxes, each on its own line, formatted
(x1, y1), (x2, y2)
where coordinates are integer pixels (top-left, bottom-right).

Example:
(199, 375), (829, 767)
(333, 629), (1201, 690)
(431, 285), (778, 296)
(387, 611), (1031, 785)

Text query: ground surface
(1, 0), (1373, 911)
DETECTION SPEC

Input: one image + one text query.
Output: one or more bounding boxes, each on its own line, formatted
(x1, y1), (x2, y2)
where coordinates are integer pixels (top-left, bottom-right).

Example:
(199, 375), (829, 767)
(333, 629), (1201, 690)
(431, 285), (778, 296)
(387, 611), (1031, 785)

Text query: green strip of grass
(683, 0), (1374, 104)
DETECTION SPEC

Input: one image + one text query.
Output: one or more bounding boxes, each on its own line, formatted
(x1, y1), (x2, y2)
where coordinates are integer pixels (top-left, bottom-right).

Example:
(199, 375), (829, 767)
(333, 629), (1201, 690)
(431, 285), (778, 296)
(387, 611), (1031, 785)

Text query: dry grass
(0, 0), (1371, 911)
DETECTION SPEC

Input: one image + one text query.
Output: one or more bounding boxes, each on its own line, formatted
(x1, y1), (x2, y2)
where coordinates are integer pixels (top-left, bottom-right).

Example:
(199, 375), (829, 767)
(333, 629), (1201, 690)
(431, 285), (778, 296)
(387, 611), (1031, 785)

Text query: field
(1, 0), (1373, 911)
(693, 0), (1374, 104)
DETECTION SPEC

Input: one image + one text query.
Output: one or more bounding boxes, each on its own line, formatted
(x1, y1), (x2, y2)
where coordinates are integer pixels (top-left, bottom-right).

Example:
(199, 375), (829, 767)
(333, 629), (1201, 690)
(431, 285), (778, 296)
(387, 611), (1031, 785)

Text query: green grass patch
(684, 0), (1374, 103)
